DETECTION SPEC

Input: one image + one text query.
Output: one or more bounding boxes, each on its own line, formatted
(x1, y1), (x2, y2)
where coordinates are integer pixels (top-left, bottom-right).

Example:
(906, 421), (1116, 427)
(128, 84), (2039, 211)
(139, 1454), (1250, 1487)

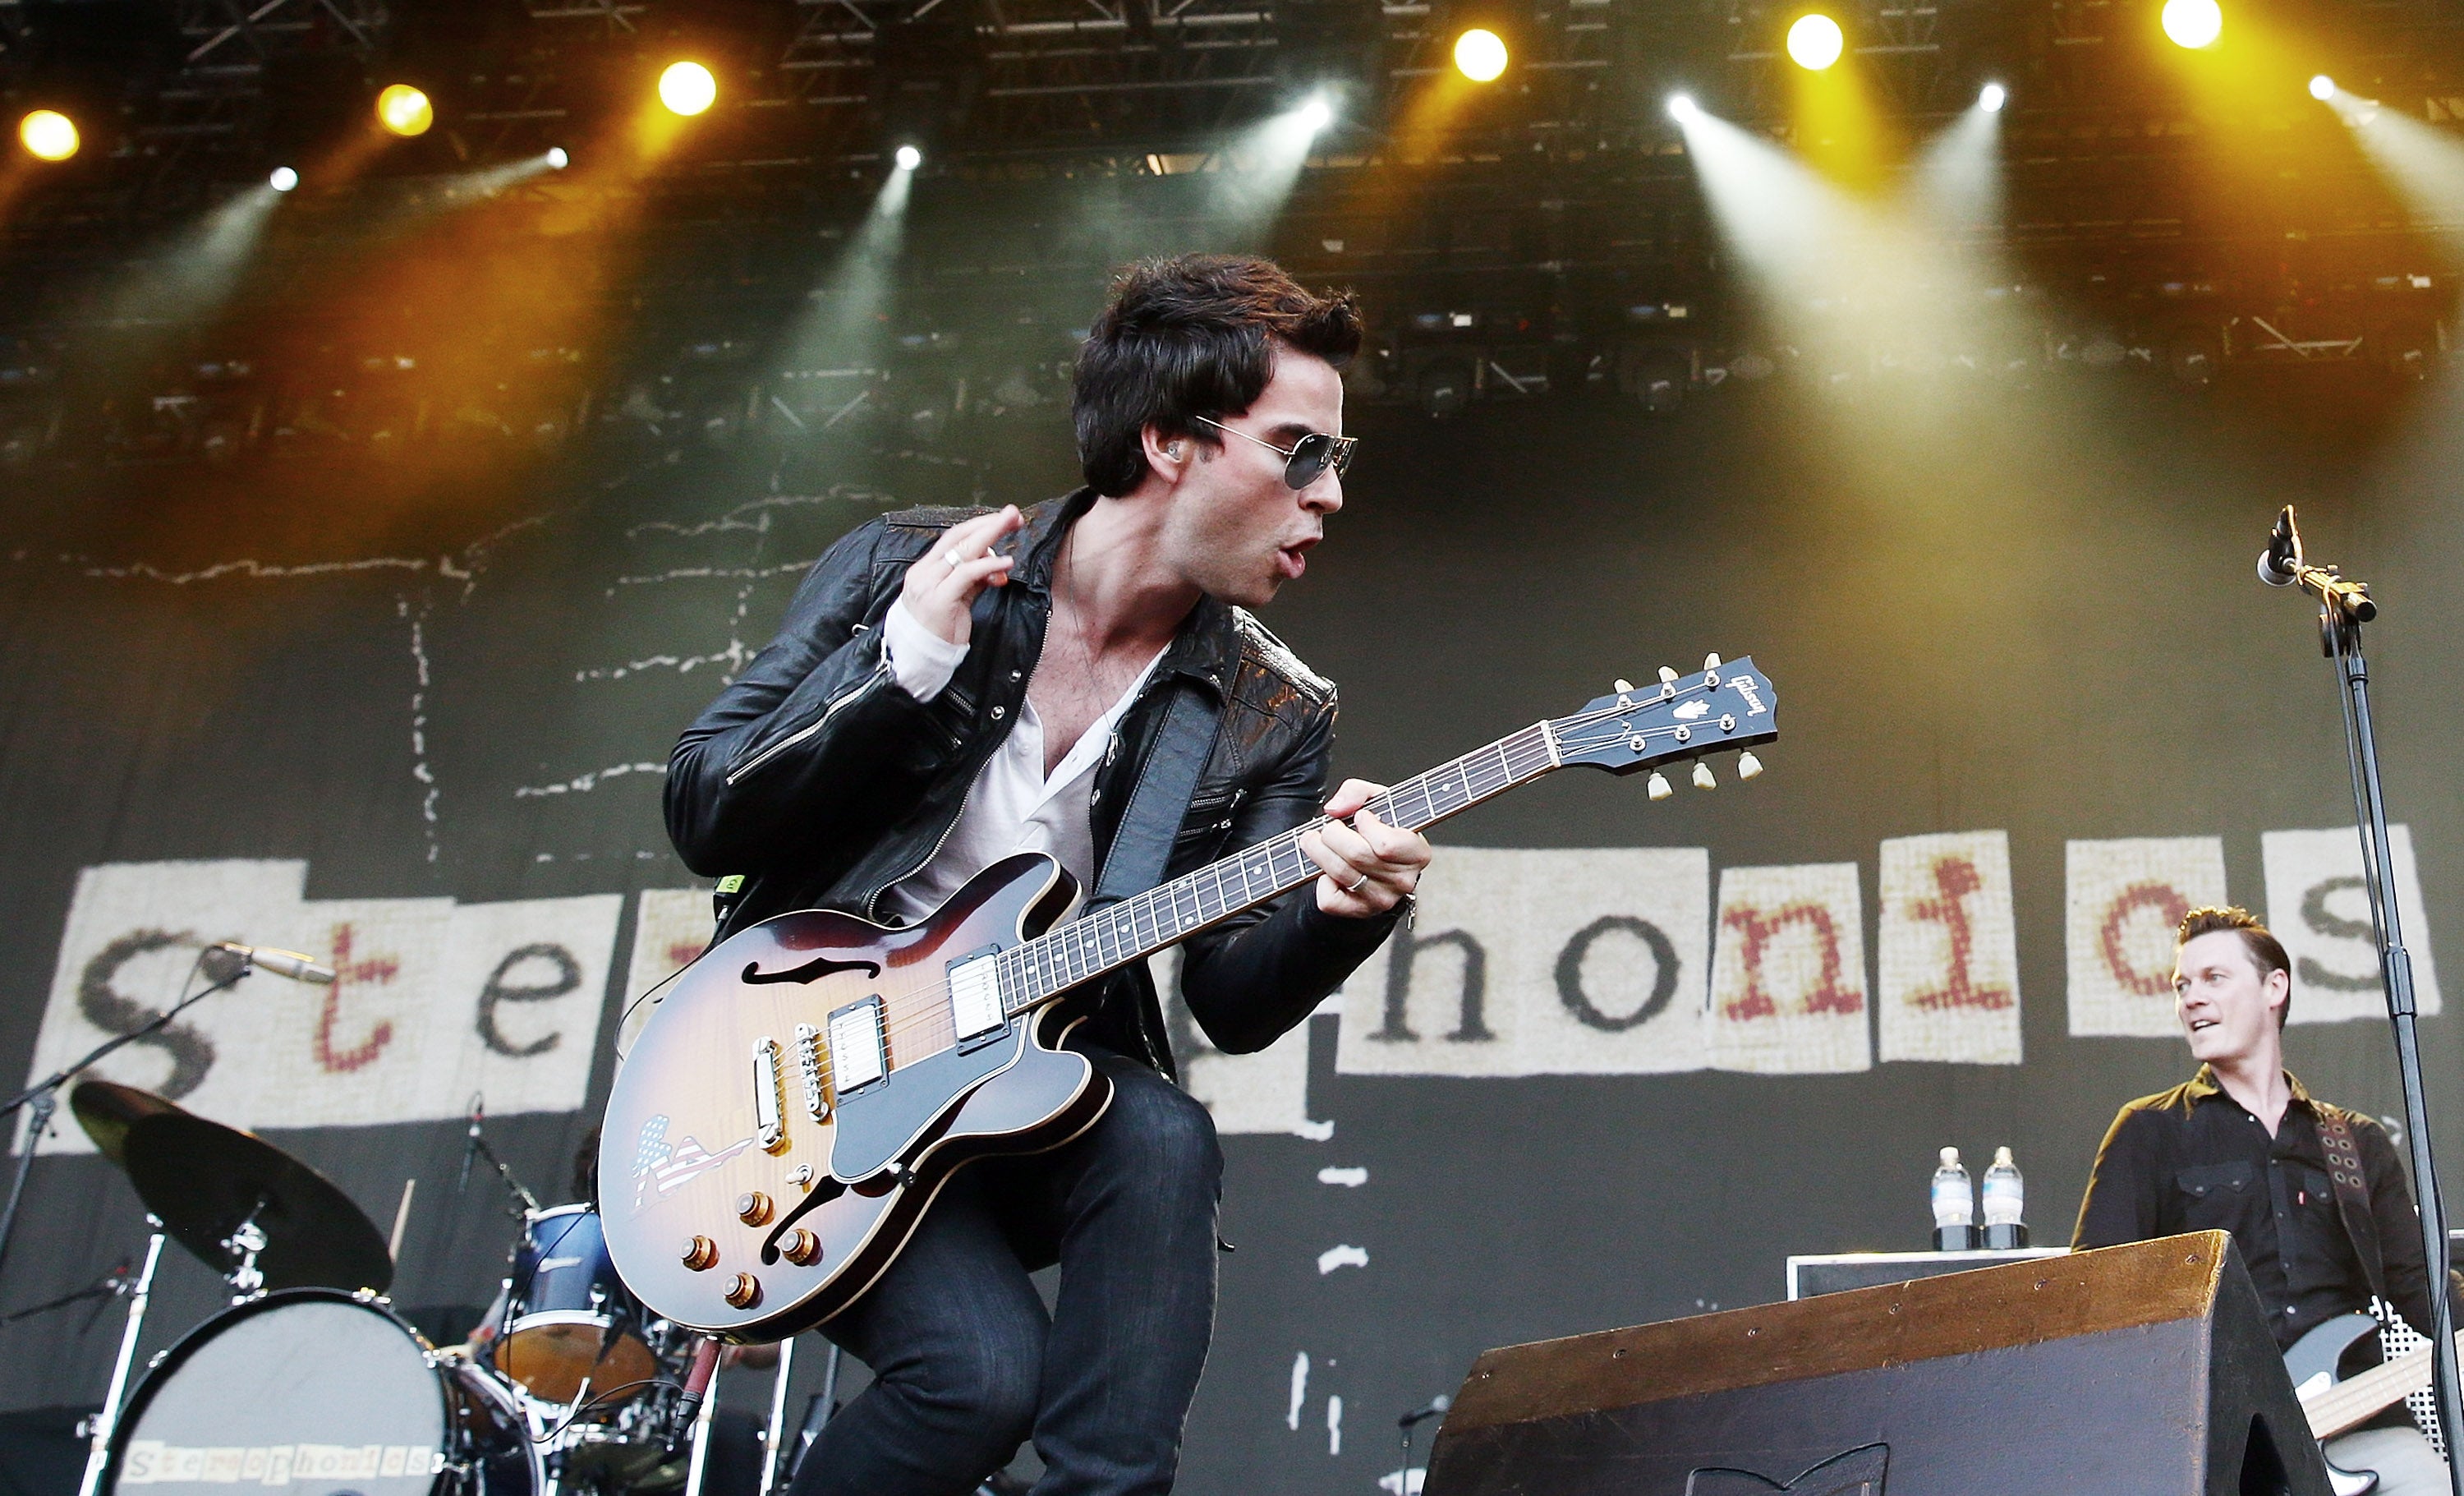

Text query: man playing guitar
(2074, 906), (2455, 1493)
(662, 255), (1431, 1496)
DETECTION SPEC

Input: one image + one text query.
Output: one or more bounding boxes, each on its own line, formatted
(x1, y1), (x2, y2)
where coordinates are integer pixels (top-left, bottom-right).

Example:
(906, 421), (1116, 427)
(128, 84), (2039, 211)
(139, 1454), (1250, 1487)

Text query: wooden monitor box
(1423, 1232), (2329, 1496)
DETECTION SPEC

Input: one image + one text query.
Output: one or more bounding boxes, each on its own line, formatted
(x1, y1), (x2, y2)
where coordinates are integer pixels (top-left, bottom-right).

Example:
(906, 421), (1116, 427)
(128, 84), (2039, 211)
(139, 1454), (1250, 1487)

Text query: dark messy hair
(1073, 254), (1363, 497)
(2177, 905), (2295, 1029)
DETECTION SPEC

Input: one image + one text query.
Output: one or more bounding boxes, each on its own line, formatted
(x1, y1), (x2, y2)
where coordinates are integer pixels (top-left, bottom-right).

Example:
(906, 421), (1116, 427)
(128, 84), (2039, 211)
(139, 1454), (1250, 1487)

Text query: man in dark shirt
(2074, 905), (2451, 1493)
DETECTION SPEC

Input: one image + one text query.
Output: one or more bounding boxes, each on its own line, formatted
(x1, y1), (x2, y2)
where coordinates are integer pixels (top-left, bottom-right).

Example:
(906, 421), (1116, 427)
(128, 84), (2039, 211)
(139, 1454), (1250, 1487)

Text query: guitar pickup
(948, 953), (1006, 1047)
(827, 997), (888, 1093)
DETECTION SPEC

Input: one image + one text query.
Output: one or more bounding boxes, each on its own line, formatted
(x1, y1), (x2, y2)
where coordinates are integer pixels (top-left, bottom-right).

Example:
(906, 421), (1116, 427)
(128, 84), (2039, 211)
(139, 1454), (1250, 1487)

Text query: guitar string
(857, 700), (1749, 1058)
(857, 702), (1682, 1052)
(843, 681), (1760, 1056)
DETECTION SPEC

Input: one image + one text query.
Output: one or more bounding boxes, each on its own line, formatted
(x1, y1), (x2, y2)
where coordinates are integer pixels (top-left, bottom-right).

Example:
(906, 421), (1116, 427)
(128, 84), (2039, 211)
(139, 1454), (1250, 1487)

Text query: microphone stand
(2264, 509), (2464, 1495)
(0, 955), (247, 1286)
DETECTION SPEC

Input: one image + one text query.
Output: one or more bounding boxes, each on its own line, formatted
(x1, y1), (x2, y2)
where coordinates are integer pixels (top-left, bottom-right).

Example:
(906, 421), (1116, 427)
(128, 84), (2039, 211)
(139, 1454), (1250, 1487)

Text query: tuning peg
(1692, 761), (1717, 790)
(1613, 679), (1634, 693)
(1737, 750), (1764, 780)
(1647, 771), (1672, 801)
(1703, 652), (1722, 670)
(1657, 666), (1679, 684)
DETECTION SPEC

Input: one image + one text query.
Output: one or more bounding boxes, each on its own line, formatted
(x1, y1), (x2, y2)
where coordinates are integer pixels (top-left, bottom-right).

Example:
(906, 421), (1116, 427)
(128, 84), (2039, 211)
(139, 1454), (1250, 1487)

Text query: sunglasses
(1191, 415), (1357, 490)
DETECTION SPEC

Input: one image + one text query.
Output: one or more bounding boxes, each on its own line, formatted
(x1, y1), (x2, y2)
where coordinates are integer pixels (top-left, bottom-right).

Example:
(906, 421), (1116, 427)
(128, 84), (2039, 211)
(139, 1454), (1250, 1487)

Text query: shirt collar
(2186, 1063), (2316, 1109)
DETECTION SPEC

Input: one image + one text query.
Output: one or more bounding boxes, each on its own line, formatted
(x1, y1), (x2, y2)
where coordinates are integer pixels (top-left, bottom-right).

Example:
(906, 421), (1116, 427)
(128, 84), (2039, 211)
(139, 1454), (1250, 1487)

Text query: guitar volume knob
(780, 1228), (821, 1267)
(737, 1191), (773, 1226)
(681, 1236), (718, 1272)
(724, 1273), (762, 1310)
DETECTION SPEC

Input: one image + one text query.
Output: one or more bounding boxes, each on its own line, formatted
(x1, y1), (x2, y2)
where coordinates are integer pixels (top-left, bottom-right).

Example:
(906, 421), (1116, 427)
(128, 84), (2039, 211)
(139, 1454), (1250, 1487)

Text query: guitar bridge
(794, 1023), (830, 1121)
(753, 1038), (788, 1153)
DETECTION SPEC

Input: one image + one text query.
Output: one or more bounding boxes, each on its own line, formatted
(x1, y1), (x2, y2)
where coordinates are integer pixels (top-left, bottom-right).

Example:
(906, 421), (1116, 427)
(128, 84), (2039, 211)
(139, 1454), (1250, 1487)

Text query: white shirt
(877, 598), (1166, 924)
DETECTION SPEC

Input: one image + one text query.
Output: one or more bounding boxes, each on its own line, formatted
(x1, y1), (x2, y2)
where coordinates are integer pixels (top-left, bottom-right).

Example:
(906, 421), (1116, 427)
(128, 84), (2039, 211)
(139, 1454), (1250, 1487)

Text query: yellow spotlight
(2308, 74), (2335, 100)
(376, 84), (434, 137)
(2162, 0), (2222, 50)
(659, 61), (718, 117)
(1786, 13), (1846, 71)
(19, 109), (78, 163)
(1453, 29), (1508, 84)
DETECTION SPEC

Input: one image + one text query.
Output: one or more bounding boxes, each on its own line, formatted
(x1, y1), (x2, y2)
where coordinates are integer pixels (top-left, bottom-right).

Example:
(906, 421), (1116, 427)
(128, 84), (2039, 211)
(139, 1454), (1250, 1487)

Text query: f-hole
(2238, 1414), (2291, 1496)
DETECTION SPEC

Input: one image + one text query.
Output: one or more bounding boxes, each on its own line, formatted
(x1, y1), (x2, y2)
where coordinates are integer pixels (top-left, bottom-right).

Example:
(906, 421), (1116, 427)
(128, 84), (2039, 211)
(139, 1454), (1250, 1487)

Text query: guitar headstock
(1547, 654), (1778, 799)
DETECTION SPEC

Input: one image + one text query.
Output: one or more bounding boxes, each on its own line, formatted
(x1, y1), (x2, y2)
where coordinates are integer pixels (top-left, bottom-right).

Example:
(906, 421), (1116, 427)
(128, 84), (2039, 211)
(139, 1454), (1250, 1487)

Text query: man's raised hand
(902, 506), (1024, 647)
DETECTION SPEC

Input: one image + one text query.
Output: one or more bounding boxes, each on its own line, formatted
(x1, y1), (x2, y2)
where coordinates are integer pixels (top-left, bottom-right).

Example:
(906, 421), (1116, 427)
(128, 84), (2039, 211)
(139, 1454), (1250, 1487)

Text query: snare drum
(499, 1204), (657, 1407)
(106, 1288), (536, 1496)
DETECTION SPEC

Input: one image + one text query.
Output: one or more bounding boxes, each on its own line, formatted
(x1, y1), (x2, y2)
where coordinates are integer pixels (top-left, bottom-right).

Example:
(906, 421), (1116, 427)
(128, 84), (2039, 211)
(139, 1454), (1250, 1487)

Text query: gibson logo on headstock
(1731, 674), (1768, 716)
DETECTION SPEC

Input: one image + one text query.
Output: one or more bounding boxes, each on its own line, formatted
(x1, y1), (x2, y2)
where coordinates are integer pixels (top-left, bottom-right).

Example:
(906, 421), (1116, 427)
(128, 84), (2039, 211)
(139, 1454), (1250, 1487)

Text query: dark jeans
(788, 1052), (1224, 1496)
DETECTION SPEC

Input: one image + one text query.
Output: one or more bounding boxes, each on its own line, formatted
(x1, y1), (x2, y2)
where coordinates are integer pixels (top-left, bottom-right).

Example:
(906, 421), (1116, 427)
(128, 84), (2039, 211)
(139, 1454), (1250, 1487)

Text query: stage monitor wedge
(1423, 1231), (2328, 1496)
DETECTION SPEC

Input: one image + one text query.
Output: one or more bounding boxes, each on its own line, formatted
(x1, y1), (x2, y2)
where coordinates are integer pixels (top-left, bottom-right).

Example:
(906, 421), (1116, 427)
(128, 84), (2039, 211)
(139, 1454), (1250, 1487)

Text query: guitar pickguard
(829, 1021), (1025, 1182)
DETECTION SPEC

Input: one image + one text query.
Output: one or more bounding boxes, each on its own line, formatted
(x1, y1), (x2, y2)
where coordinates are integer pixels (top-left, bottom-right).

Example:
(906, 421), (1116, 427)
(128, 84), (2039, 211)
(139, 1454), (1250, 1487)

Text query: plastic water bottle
(1931, 1146), (1978, 1251)
(1981, 1146), (2029, 1250)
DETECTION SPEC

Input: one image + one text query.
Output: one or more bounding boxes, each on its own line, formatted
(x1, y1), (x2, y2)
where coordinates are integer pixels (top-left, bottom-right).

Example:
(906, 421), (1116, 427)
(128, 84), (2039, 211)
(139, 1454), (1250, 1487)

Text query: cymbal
(121, 1112), (394, 1295)
(67, 1080), (185, 1166)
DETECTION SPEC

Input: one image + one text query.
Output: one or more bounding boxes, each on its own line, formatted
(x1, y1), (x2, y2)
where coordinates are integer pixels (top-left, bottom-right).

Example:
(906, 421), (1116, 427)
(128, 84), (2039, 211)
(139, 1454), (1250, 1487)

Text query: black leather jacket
(664, 488), (1400, 1078)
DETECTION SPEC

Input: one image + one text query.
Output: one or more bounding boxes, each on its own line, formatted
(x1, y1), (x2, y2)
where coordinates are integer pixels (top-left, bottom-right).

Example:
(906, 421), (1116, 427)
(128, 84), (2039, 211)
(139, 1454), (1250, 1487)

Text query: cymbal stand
(2264, 506), (2464, 1496)
(0, 955), (247, 1287)
(75, 1226), (164, 1496)
(759, 1339), (798, 1496)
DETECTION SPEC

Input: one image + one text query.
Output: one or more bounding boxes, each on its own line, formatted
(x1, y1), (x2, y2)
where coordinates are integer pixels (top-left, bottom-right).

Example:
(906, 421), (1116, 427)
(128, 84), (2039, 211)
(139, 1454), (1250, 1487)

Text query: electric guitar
(2287, 1311), (2457, 1496)
(599, 656), (1778, 1339)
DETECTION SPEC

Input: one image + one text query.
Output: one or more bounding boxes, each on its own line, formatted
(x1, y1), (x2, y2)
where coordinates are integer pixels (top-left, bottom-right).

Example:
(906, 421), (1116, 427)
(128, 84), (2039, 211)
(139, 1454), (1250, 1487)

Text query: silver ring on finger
(943, 550), (963, 569)
(1344, 872), (1369, 895)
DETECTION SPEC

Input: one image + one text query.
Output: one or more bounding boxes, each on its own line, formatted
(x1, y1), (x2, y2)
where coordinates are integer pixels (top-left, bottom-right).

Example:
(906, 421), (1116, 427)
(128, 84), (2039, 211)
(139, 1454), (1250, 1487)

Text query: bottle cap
(1994, 1146), (2015, 1167)
(1939, 1146), (1960, 1167)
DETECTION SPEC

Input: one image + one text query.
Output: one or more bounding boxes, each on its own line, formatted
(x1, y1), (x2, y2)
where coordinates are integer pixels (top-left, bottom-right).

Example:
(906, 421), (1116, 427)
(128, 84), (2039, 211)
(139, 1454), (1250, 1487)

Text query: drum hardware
(0, 947), (251, 1287)
(757, 1338), (797, 1496)
(461, 1093), (544, 1218)
(76, 1228), (163, 1496)
(219, 1211), (269, 1301)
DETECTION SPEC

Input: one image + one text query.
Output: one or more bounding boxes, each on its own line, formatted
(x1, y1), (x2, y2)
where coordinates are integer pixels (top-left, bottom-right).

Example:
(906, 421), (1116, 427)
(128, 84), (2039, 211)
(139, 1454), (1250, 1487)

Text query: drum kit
(49, 1079), (757, 1496)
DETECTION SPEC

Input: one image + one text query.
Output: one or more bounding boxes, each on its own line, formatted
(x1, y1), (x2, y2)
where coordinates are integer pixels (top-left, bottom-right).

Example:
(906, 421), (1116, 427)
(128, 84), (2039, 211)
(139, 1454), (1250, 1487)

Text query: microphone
(1398, 1394), (1450, 1429)
(667, 1337), (723, 1457)
(457, 1095), (484, 1194)
(2259, 505), (2301, 587)
(209, 941), (337, 984)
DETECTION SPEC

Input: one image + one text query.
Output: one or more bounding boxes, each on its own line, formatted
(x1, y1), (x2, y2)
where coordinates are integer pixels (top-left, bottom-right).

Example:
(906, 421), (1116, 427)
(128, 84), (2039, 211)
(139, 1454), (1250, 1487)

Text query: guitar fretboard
(995, 721), (1559, 1011)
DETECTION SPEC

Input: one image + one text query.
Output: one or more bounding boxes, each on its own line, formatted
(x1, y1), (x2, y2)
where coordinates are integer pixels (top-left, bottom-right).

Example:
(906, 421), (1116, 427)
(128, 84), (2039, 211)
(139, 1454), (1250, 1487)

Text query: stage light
(1979, 82), (2007, 112)
(2162, 0), (2222, 50)
(269, 166), (299, 191)
(2309, 75), (2335, 101)
(19, 110), (78, 163)
(1786, 13), (1846, 71)
(1295, 95), (1335, 134)
(1453, 29), (1508, 83)
(660, 61), (718, 117)
(376, 84), (434, 137)
(545, 147), (569, 169)
(1667, 93), (1699, 122)
(894, 143), (922, 171)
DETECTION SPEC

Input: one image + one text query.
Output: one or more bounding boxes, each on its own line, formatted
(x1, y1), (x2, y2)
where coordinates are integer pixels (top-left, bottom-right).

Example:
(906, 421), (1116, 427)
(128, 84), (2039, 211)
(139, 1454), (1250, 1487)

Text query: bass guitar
(2289, 1311), (2457, 1496)
(600, 656), (1778, 1339)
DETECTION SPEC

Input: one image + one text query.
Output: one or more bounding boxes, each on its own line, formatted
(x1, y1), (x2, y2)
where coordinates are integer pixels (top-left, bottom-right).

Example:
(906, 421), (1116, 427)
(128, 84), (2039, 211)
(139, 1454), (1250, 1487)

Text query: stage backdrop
(3, 305), (2462, 1496)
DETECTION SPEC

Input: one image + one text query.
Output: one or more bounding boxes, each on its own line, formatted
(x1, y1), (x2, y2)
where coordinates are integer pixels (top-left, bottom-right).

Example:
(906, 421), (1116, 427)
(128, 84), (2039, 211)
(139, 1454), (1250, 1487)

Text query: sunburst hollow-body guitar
(600, 657), (1779, 1339)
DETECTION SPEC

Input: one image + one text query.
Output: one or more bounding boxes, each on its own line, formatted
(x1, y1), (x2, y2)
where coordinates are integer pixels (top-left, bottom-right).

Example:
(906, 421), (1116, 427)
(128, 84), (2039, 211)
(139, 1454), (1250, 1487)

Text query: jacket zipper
(724, 656), (893, 787)
(866, 775), (976, 922)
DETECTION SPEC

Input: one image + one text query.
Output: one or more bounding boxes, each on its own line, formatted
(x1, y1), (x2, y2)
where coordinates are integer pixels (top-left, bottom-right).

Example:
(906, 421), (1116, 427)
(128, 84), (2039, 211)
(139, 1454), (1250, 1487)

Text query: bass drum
(105, 1288), (538, 1496)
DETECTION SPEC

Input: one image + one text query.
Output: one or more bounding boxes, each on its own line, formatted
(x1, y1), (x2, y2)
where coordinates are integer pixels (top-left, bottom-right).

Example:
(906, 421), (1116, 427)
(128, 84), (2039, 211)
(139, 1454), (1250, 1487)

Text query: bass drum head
(107, 1289), (533, 1496)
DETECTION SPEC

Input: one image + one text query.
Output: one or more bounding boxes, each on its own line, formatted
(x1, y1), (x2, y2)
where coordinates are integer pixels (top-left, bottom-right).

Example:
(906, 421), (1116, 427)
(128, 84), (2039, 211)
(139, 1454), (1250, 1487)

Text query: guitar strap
(1088, 677), (1221, 910)
(2316, 1107), (2391, 1307)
